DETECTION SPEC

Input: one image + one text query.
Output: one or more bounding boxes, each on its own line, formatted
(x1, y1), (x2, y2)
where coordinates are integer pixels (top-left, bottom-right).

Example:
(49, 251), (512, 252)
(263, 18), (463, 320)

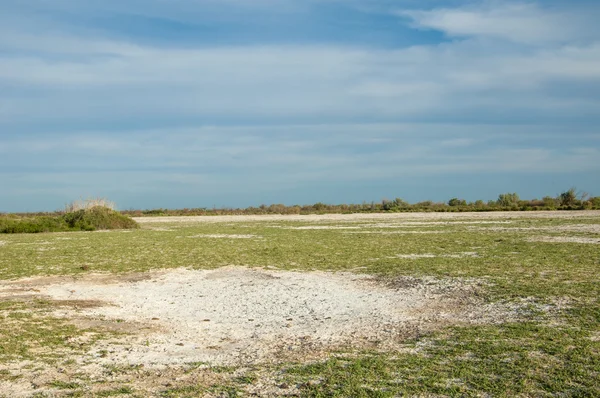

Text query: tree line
(120, 188), (599, 217)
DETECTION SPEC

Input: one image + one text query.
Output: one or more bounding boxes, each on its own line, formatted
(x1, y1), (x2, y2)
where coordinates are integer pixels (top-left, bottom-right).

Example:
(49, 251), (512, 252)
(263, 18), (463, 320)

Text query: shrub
(542, 196), (558, 209)
(0, 216), (66, 234)
(448, 198), (466, 207)
(558, 188), (578, 208)
(62, 207), (138, 231)
(1, 205), (138, 234)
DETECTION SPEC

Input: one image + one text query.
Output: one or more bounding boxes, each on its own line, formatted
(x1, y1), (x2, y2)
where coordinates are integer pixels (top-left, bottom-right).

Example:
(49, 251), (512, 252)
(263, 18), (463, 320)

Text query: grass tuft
(64, 197), (116, 213)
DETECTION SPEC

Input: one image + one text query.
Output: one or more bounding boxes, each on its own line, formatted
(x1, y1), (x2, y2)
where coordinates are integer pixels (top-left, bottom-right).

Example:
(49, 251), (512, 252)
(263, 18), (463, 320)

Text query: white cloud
(398, 2), (600, 45)
(1, 39), (599, 125)
(0, 2), (599, 126)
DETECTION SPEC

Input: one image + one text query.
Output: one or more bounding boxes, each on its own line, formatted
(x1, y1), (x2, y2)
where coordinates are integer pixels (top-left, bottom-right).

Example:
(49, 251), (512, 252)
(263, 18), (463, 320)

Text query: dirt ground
(1, 267), (510, 369)
(0, 267), (520, 397)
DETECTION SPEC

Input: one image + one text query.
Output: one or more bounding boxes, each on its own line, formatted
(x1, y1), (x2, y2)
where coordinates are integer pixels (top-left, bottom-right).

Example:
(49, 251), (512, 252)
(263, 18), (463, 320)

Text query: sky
(1, 0), (599, 212)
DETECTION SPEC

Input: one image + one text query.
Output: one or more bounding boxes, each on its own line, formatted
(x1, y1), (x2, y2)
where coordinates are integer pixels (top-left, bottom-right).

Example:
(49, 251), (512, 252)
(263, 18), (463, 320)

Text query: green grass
(0, 212), (599, 396)
(49, 380), (81, 389)
(0, 299), (114, 363)
(285, 318), (600, 396)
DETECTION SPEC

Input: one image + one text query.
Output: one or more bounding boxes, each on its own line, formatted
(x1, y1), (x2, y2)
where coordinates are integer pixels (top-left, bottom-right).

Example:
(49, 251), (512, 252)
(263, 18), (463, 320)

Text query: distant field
(1, 211), (599, 397)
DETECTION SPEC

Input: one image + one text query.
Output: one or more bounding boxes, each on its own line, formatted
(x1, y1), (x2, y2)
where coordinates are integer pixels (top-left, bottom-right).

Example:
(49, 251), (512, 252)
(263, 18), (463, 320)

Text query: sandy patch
(1, 267), (512, 370)
(470, 224), (600, 234)
(186, 234), (260, 239)
(345, 230), (450, 235)
(133, 211), (600, 224)
(393, 252), (480, 259)
(528, 236), (600, 244)
(284, 226), (361, 230)
(13, 241), (53, 246)
(364, 221), (514, 227)
(553, 224), (600, 233)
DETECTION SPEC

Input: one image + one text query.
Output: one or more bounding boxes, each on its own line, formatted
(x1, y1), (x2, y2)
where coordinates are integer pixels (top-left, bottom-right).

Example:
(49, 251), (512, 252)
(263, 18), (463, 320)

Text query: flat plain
(0, 211), (599, 397)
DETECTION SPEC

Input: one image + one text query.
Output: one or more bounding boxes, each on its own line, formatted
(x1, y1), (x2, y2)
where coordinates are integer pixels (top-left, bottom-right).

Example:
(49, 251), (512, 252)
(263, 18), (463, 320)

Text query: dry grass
(63, 197), (116, 213)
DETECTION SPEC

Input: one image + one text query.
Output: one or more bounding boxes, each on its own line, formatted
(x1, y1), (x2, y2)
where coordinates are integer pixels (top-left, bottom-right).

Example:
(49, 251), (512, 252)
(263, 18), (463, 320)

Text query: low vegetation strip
(0, 207), (138, 234)
(5, 189), (599, 219)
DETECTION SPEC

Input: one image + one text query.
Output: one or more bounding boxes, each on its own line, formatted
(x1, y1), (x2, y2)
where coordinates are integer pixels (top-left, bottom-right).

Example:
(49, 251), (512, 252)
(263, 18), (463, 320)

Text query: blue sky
(1, 0), (599, 212)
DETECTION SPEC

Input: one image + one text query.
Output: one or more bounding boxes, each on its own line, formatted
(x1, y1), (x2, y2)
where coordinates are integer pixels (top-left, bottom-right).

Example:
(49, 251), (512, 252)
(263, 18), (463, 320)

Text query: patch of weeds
(103, 364), (131, 376)
(206, 385), (240, 397)
(0, 300), (115, 365)
(31, 393), (52, 398)
(49, 380), (81, 389)
(185, 361), (208, 368)
(286, 355), (395, 397)
(160, 385), (205, 397)
(286, 314), (600, 396)
(96, 386), (134, 396)
(0, 369), (22, 382)
(210, 365), (237, 373)
(63, 391), (86, 398)
(1, 315), (92, 362)
(183, 361), (208, 374)
(233, 374), (257, 384)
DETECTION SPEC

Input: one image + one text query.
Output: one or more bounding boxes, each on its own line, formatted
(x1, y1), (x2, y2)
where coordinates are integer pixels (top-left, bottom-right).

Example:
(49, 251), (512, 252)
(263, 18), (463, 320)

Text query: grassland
(0, 211), (599, 397)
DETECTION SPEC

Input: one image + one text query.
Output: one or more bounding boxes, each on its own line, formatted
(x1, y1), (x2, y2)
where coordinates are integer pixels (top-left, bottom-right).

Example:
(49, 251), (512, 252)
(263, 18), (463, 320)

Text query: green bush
(1, 207), (138, 234)
(448, 198), (467, 207)
(62, 206), (138, 231)
(0, 216), (66, 234)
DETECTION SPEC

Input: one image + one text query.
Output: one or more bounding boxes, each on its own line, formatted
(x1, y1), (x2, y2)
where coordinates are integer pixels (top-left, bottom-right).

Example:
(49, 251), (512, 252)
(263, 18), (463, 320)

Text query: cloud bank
(0, 0), (598, 211)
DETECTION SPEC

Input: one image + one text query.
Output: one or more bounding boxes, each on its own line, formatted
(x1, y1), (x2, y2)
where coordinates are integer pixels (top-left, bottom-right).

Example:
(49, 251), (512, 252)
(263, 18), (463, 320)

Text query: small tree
(558, 188), (578, 207)
(497, 193), (520, 208)
(448, 198), (466, 207)
(394, 198), (410, 209)
(381, 199), (396, 211)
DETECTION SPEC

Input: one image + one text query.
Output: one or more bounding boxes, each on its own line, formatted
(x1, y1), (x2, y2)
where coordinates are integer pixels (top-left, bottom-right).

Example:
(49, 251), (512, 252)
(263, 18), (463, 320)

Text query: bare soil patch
(470, 224), (600, 233)
(187, 234), (261, 239)
(528, 236), (600, 244)
(393, 252), (480, 259)
(0, 268), (513, 370)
